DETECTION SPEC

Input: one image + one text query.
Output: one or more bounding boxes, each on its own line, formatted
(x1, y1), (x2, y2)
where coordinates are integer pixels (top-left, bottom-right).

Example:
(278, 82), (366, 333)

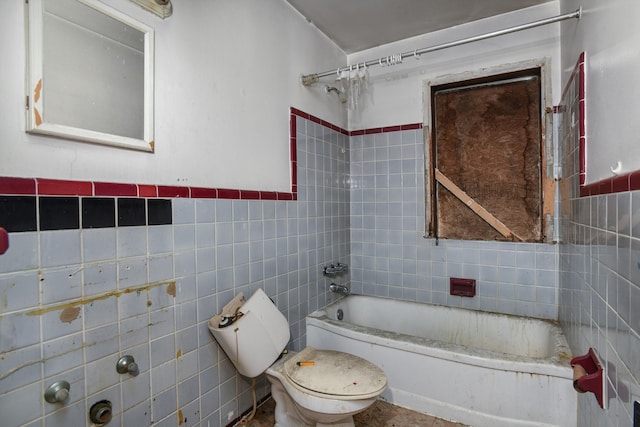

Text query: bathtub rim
(307, 294), (573, 380)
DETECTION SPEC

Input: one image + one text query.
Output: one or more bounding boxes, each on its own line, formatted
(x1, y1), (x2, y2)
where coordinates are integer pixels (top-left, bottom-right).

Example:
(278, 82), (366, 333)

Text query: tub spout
(329, 283), (350, 296)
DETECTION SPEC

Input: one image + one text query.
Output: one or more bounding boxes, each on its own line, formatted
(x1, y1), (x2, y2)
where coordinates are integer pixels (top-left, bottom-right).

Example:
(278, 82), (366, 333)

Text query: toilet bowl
(266, 347), (386, 427)
(208, 289), (387, 427)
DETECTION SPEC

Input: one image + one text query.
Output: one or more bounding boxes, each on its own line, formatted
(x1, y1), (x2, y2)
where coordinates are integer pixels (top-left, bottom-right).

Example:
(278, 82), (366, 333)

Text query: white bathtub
(306, 295), (576, 427)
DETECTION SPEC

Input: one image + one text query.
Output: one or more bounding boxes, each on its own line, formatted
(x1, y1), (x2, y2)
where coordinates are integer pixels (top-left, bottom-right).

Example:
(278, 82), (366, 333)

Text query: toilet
(208, 288), (387, 427)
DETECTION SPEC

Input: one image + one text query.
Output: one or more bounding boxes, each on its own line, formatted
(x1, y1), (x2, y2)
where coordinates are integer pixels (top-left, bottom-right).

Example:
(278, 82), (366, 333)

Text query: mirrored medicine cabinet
(26, 0), (155, 152)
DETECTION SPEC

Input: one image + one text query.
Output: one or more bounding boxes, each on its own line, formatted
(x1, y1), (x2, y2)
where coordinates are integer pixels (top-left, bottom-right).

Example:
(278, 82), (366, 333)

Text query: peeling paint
(176, 348), (182, 359)
(34, 79), (42, 103)
(59, 306), (81, 323)
(26, 280), (175, 316)
(177, 409), (184, 425)
(166, 282), (176, 297)
(34, 107), (42, 126)
(149, 140), (155, 151)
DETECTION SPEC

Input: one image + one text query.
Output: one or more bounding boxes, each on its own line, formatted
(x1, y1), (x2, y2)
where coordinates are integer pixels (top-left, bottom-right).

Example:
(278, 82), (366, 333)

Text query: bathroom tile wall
(349, 126), (560, 319)
(0, 110), (350, 427)
(558, 54), (640, 427)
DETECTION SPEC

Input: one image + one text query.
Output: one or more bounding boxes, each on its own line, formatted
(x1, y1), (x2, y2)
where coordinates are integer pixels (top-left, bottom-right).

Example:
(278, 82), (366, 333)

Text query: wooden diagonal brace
(434, 169), (523, 241)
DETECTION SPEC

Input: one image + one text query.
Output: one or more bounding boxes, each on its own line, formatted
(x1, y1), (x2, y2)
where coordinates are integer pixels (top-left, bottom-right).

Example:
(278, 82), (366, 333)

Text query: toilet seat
(283, 347), (387, 400)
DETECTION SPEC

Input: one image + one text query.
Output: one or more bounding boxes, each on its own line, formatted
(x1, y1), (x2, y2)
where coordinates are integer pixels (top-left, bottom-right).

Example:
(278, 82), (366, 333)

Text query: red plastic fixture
(571, 348), (606, 409)
(450, 277), (476, 297)
(0, 227), (8, 255)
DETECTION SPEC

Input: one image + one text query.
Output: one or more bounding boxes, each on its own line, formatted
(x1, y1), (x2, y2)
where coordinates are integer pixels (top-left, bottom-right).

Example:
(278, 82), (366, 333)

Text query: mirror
(26, 0), (155, 152)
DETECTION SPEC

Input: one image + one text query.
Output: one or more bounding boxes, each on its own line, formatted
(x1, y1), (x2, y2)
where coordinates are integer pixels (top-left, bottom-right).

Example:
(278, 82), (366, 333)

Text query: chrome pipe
(301, 8), (582, 85)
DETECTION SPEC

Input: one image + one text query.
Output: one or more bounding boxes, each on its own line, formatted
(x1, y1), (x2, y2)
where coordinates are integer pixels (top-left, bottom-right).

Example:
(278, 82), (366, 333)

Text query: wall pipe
(301, 8), (582, 86)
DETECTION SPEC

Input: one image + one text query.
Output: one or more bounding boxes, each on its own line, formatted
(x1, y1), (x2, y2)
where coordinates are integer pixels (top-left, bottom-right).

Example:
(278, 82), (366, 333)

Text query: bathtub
(306, 295), (576, 427)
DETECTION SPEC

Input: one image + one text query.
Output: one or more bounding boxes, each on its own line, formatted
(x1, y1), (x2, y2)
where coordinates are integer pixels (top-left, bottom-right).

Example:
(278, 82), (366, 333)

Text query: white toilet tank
(208, 288), (290, 378)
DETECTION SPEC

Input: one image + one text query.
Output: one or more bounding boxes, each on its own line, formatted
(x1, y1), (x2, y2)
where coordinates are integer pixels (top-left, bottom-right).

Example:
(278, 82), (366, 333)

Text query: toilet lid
(284, 347), (387, 398)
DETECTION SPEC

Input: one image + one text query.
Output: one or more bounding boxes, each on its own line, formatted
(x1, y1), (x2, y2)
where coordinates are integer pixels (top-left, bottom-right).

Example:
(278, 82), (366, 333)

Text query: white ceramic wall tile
(123, 400), (152, 427)
(174, 251), (196, 278)
(0, 232), (38, 274)
(42, 333), (83, 378)
(82, 228), (116, 262)
(173, 224), (196, 252)
(148, 225), (173, 255)
(118, 291), (148, 321)
(0, 271), (39, 312)
(149, 254), (174, 283)
(122, 371), (150, 411)
(117, 226), (147, 258)
(118, 256), (148, 287)
(177, 350), (199, 382)
(173, 199), (195, 225)
(40, 266), (82, 305)
(150, 335), (175, 368)
(85, 324), (119, 363)
(41, 307), (82, 342)
(151, 386), (176, 421)
(0, 344), (42, 394)
(195, 199), (216, 223)
(83, 262), (117, 296)
(85, 356), (120, 396)
(40, 230), (81, 268)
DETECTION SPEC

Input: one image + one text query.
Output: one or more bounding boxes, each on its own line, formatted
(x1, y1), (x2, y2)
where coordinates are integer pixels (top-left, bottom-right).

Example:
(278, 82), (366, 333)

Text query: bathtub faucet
(329, 283), (350, 296)
(323, 262), (348, 277)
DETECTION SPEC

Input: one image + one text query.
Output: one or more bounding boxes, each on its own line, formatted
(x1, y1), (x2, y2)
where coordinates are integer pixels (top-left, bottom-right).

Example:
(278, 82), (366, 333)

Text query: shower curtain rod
(301, 8), (582, 86)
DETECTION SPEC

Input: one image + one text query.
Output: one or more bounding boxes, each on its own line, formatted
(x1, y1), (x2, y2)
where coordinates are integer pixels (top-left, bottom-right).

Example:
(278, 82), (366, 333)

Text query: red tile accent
(94, 182), (137, 197)
(0, 227), (8, 254)
(277, 192), (293, 200)
(350, 129), (365, 136)
(240, 190), (260, 200)
(630, 171), (640, 191)
(37, 178), (93, 196)
(382, 125), (401, 133)
(364, 127), (383, 135)
(138, 184), (158, 198)
(0, 177), (37, 195)
(579, 137), (586, 177)
(291, 162), (297, 187)
(290, 138), (297, 163)
(578, 100), (586, 139)
(401, 123), (423, 130)
(290, 107), (310, 119)
(218, 188), (241, 199)
(612, 175), (629, 193)
(190, 187), (217, 198)
(158, 186), (189, 198)
(260, 191), (278, 200)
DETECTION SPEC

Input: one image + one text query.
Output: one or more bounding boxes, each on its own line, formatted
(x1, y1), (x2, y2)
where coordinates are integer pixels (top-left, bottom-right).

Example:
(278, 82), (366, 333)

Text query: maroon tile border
(566, 52), (640, 196)
(1, 108), (423, 200)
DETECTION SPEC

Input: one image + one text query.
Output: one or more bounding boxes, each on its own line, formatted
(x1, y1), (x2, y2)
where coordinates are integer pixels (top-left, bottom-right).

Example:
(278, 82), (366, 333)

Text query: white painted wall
(560, 0), (640, 183)
(0, 0), (346, 191)
(345, 2), (562, 130)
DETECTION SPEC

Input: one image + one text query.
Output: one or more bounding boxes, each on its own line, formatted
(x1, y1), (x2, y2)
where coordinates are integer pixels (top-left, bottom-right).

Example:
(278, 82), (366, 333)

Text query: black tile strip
(0, 196), (37, 232)
(118, 198), (146, 227)
(39, 197), (79, 231)
(148, 199), (172, 225)
(82, 198), (116, 229)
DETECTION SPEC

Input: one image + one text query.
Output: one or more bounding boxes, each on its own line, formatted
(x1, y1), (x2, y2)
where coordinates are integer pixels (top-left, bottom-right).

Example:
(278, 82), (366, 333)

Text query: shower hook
(413, 49), (420, 60)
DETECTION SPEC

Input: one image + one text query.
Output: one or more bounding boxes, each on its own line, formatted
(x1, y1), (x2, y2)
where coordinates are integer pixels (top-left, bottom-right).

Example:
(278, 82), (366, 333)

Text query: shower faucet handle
(116, 355), (139, 376)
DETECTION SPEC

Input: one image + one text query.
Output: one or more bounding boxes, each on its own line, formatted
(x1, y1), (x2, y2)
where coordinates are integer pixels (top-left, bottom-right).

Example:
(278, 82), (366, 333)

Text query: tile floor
(243, 398), (468, 427)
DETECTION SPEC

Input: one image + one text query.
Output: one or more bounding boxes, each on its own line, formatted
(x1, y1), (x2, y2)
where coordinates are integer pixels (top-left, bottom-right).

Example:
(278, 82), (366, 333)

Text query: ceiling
(285, 0), (554, 53)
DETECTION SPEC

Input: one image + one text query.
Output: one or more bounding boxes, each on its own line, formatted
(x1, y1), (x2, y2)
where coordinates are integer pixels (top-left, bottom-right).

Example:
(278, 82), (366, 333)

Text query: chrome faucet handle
(116, 355), (139, 376)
